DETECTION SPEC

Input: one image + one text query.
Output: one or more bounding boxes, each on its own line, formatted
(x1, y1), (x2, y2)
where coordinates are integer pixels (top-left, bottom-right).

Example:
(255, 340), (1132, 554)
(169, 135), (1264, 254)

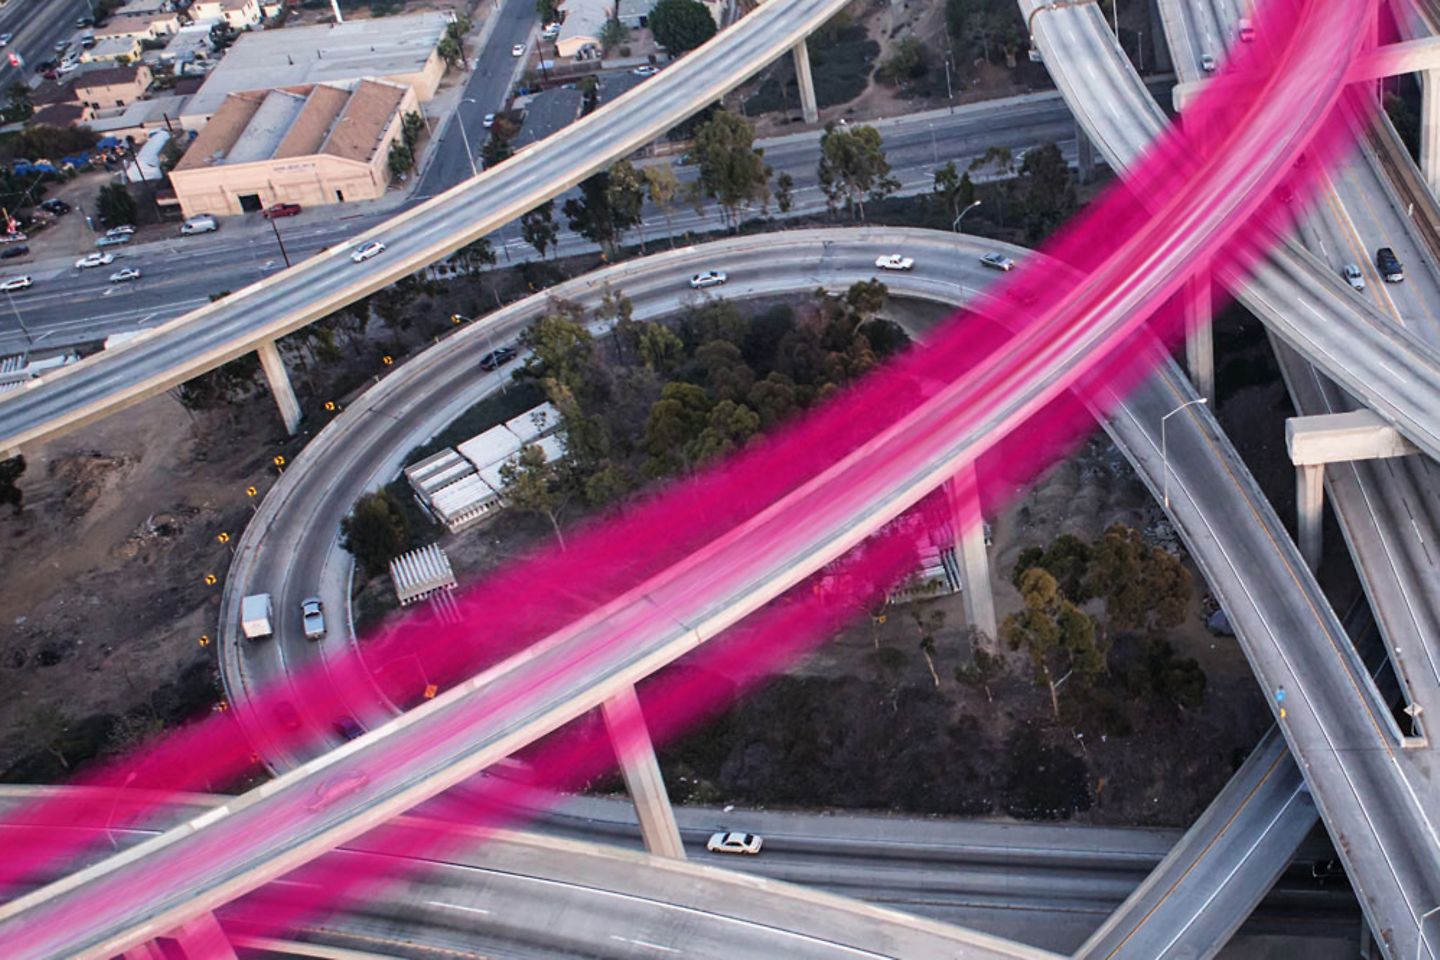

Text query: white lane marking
(425, 899), (491, 917)
(610, 935), (680, 954)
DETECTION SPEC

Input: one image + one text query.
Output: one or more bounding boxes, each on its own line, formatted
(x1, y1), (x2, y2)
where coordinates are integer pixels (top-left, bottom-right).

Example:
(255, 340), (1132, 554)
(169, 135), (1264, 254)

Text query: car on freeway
(1376, 246), (1404, 283)
(262, 202), (303, 219)
(479, 346), (517, 370)
(272, 700), (303, 732)
(109, 267), (141, 284)
(41, 199), (70, 215)
(0, 276), (31, 292)
(874, 254), (914, 271)
(482, 112), (496, 128)
(96, 233), (131, 248)
(333, 718), (364, 741)
(980, 252), (1015, 272)
(304, 771), (370, 812)
(1200, 53), (1216, 72)
(706, 831), (763, 855)
(0, 33), (12, 46)
(75, 252), (114, 269)
(512, 42), (526, 56)
(1342, 263), (1365, 291)
(301, 597), (326, 639)
(1237, 18), (1254, 42)
(351, 240), (386, 263)
(633, 65), (659, 77)
(689, 270), (727, 289)
(0, 245), (27, 260)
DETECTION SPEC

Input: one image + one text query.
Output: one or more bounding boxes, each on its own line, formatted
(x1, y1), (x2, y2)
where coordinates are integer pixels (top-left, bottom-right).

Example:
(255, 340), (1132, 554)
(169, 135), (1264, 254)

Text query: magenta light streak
(0, 0), (1380, 947)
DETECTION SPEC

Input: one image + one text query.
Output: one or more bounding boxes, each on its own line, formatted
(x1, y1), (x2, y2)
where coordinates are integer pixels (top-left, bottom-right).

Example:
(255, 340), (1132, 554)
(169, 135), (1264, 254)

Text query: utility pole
(269, 215), (291, 268)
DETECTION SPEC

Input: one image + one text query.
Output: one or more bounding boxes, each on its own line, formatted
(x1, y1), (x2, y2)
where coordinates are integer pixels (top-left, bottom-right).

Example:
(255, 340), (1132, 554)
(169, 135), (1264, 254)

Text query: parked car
(482, 113), (496, 128)
(0, 276), (31, 292)
(40, 199), (70, 214)
(479, 346), (517, 370)
(0, 231), (27, 244)
(262, 202), (303, 219)
(108, 267), (141, 284)
(180, 214), (218, 235)
(706, 831), (763, 855)
(633, 65), (659, 77)
(980, 252), (1015, 272)
(351, 240), (386, 263)
(874, 254), (914, 271)
(1200, 53), (1217, 72)
(301, 597), (326, 639)
(105, 224), (136, 236)
(511, 42), (526, 56)
(304, 771), (369, 812)
(542, 21), (561, 37)
(1376, 246), (1404, 283)
(75, 252), (114, 269)
(96, 233), (131, 248)
(0, 245), (27, 260)
(1342, 263), (1365, 291)
(689, 270), (727, 289)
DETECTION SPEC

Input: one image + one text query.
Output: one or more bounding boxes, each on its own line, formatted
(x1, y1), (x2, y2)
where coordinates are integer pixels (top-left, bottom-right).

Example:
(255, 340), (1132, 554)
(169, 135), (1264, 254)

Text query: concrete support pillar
(1422, 70), (1440, 197)
(256, 338), (302, 436)
(123, 943), (167, 960)
(172, 913), (239, 960)
(1183, 270), (1214, 403)
(601, 684), (685, 859)
(1075, 120), (1094, 185)
(1146, 0), (1172, 73)
(793, 40), (818, 125)
(1296, 463), (1324, 572)
(949, 467), (997, 643)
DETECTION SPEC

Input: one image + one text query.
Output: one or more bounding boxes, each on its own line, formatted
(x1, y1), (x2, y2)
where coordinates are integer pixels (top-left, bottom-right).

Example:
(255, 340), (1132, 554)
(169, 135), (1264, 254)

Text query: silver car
(1342, 263), (1365, 291)
(689, 270), (727, 289)
(301, 597), (326, 639)
(980, 252), (1015, 272)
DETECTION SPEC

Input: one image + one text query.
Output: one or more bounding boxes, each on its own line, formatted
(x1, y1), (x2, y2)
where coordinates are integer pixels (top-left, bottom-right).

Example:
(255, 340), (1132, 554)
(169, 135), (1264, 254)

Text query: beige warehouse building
(169, 78), (418, 217)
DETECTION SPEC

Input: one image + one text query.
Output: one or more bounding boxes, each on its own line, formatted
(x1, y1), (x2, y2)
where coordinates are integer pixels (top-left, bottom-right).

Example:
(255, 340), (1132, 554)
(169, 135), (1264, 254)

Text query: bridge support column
(602, 684), (685, 859)
(1296, 463), (1324, 571)
(1183, 270), (1214, 403)
(1422, 70), (1440, 196)
(123, 944), (167, 960)
(949, 466), (997, 644)
(256, 338), (302, 436)
(793, 40), (818, 124)
(1074, 120), (1094, 184)
(124, 912), (238, 960)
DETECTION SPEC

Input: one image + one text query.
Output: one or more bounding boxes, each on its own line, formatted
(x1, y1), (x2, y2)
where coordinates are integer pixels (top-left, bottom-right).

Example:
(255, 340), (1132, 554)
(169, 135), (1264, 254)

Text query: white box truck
(241, 593), (274, 640)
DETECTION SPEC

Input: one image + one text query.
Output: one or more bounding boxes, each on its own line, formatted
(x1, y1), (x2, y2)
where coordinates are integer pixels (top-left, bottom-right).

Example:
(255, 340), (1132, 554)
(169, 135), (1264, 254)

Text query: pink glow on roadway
(0, 0), (1383, 949)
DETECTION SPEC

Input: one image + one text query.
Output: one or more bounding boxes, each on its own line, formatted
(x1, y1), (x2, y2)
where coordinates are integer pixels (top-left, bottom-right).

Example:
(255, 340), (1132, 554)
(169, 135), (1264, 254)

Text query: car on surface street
(874, 254), (914, 271)
(351, 240), (386, 263)
(689, 270), (727, 289)
(41, 199), (70, 214)
(480, 346), (517, 370)
(0, 34), (12, 46)
(1342, 263), (1365, 291)
(1376, 246), (1404, 283)
(76, 252), (114, 269)
(301, 597), (326, 639)
(263, 202), (302, 219)
(109, 267), (141, 283)
(482, 112), (496, 128)
(512, 43), (526, 56)
(980, 252), (1015, 271)
(633, 65), (658, 77)
(305, 771), (369, 812)
(0, 276), (32, 292)
(706, 831), (763, 855)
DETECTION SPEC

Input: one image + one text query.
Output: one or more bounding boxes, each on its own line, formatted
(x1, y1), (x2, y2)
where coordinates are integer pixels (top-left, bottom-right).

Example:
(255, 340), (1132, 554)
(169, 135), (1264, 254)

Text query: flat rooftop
(182, 12), (446, 120)
(515, 88), (584, 148)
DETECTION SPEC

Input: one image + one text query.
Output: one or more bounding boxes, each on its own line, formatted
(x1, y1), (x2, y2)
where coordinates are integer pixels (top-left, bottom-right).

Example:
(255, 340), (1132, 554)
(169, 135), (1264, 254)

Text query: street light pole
(1162, 397), (1208, 509)
(5, 288), (32, 348)
(952, 199), (981, 233)
(268, 215), (291, 268)
(458, 97), (480, 179)
(928, 122), (937, 165)
(104, 771), (139, 849)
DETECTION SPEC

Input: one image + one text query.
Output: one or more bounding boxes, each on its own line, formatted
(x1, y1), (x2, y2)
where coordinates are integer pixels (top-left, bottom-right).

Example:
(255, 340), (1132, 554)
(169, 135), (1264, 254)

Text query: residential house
(73, 64), (153, 109)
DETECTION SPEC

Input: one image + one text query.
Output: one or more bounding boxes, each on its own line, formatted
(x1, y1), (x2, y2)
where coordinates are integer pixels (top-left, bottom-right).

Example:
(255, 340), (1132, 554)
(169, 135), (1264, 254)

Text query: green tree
(932, 161), (976, 220)
(1002, 568), (1105, 718)
(402, 111), (425, 151)
(1012, 532), (1093, 602)
(695, 339), (754, 402)
(692, 110), (769, 231)
(635, 321), (685, 374)
(536, 0), (560, 23)
(746, 372), (799, 428)
(96, 182), (137, 227)
(877, 36), (928, 84)
(21, 704), (78, 771)
(3, 82), (31, 123)
(817, 123), (899, 220)
(1018, 141), (1076, 242)
(649, 0), (717, 54)
(499, 443), (573, 548)
(438, 32), (464, 68)
(686, 398), (759, 463)
(600, 17), (629, 52)
(643, 381), (712, 475)
(844, 278), (887, 320)
(644, 165), (682, 248)
(944, 0), (970, 39)
(481, 132), (512, 169)
(455, 236), (496, 274)
(564, 170), (639, 257)
(1085, 524), (1192, 637)
(521, 199), (559, 259)
(774, 171), (795, 213)
(0, 454), (24, 515)
(1126, 638), (1207, 710)
(521, 310), (595, 400)
(912, 605), (945, 687)
(387, 141), (414, 178)
(605, 158), (648, 251)
(341, 490), (410, 579)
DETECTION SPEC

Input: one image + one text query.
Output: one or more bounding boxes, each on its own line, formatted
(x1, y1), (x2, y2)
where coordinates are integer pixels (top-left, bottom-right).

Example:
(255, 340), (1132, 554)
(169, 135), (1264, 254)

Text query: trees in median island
(1017, 142), (1076, 243)
(644, 165), (683, 248)
(521, 199), (559, 259)
(693, 109), (770, 231)
(341, 490), (410, 579)
(649, 0), (717, 54)
(605, 159), (648, 252)
(818, 122), (899, 221)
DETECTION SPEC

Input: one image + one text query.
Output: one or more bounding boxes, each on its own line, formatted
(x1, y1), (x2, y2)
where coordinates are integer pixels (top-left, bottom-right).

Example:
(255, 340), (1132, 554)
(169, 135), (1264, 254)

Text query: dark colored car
(1376, 246), (1404, 283)
(333, 718), (364, 741)
(262, 202), (302, 219)
(479, 346), (517, 371)
(40, 199), (70, 214)
(0, 245), (27, 260)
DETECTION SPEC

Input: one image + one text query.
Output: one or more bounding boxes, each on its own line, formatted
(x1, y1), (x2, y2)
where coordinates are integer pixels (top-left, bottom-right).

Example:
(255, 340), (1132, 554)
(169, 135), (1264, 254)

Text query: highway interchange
(2, 0), (1440, 955)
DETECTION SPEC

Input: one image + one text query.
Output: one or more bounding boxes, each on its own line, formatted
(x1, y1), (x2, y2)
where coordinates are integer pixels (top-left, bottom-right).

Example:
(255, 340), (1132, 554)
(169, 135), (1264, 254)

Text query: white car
(106, 224), (136, 236)
(511, 42), (526, 57)
(482, 112), (496, 128)
(0, 33), (12, 47)
(304, 771), (369, 812)
(980, 252), (1015, 272)
(57, 60), (79, 75)
(1342, 263), (1365, 291)
(874, 254), (914, 271)
(75, 252), (114, 269)
(633, 65), (658, 77)
(1200, 53), (1217, 72)
(301, 597), (326, 640)
(108, 267), (141, 283)
(0, 275), (31, 292)
(706, 831), (763, 855)
(351, 240), (386, 263)
(542, 21), (561, 37)
(689, 270), (727, 289)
